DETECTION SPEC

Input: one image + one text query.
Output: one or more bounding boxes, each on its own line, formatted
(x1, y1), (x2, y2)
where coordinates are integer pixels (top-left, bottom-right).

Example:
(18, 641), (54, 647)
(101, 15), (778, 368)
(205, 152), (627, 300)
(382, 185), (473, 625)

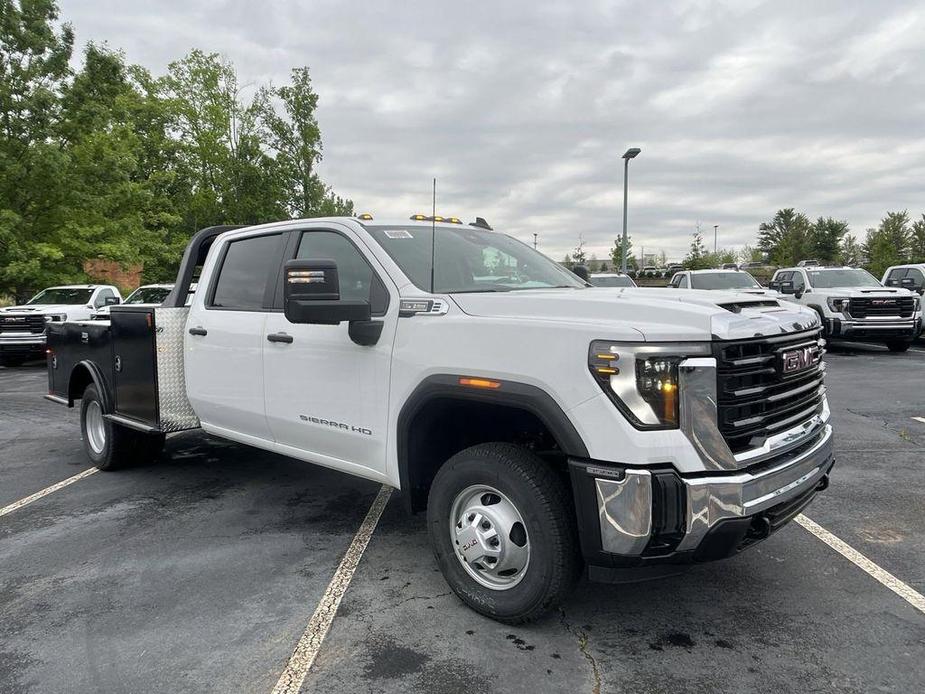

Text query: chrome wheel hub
(449, 485), (530, 590)
(85, 400), (106, 454)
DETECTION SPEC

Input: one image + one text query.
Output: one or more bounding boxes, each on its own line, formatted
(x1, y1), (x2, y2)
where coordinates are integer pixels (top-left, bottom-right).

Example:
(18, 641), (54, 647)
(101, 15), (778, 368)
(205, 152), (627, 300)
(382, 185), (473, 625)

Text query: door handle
(188, 326), (208, 336)
(267, 332), (294, 344)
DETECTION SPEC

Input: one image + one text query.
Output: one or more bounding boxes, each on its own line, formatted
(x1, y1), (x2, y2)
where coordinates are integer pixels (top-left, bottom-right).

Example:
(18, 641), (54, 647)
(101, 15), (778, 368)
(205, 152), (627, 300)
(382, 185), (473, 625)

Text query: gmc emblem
(870, 299), (895, 306)
(781, 346), (817, 375)
(3, 317), (25, 323)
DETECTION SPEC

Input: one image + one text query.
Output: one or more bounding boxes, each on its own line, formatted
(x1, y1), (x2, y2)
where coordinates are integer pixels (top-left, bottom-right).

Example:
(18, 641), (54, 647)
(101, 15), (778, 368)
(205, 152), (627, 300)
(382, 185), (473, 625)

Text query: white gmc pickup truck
(0, 284), (122, 366)
(769, 266), (922, 351)
(45, 217), (834, 623)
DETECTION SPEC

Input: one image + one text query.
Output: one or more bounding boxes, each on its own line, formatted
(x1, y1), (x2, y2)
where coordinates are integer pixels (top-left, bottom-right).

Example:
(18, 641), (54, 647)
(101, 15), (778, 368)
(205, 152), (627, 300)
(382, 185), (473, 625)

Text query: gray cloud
(59, 0), (925, 261)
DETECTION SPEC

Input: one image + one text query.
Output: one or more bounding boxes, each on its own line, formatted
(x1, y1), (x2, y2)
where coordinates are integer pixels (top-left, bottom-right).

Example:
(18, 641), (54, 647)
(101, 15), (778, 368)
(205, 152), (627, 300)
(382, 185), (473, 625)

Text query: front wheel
(80, 383), (164, 470)
(886, 340), (911, 352)
(427, 443), (582, 624)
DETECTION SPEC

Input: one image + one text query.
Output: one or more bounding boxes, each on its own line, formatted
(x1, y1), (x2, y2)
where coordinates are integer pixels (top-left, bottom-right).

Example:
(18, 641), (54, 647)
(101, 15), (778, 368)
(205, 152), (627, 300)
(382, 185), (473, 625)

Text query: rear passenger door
(185, 230), (285, 445)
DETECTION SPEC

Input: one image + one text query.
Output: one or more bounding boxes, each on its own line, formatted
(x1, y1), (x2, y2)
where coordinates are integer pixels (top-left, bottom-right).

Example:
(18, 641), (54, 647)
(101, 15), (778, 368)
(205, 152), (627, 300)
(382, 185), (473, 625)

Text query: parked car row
(0, 282), (193, 365)
(590, 265), (923, 353)
(0, 284), (122, 366)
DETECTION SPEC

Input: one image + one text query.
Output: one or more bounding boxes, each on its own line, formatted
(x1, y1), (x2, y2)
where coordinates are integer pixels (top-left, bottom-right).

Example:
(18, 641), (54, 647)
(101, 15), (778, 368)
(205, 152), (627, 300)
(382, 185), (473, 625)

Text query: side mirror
(284, 259), (371, 325)
(104, 296), (120, 306)
(900, 277), (920, 290)
(777, 280), (796, 295)
(885, 278), (899, 287)
(572, 264), (590, 282)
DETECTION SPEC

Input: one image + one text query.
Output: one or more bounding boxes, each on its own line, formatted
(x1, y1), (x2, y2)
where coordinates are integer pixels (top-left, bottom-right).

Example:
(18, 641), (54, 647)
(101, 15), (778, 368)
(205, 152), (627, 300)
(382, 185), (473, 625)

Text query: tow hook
(747, 516), (772, 541)
(815, 474), (830, 492)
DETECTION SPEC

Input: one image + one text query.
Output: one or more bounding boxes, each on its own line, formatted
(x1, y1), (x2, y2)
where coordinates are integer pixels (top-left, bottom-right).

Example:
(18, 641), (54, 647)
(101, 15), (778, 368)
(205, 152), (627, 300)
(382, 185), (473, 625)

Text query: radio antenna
(430, 177), (437, 294)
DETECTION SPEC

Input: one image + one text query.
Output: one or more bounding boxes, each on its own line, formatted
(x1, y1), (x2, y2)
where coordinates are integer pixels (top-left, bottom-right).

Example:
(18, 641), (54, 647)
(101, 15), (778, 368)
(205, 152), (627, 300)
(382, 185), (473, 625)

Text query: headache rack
(713, 329), (826, 454)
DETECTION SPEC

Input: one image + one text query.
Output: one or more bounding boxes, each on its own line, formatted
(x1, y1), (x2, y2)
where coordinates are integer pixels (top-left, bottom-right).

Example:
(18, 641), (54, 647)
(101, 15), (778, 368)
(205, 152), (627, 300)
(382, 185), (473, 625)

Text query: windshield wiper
(450, 287), (513, 294)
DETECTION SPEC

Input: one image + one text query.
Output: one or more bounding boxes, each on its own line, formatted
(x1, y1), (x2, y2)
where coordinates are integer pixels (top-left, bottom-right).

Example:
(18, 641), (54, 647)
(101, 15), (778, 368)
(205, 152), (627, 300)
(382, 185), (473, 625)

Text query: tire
(886, 340), (911, 352)
(79, 383), (165, 470)
(427, 443), (582, 624)
(811, 308), (830, 339)
(0, 354), (27, 367)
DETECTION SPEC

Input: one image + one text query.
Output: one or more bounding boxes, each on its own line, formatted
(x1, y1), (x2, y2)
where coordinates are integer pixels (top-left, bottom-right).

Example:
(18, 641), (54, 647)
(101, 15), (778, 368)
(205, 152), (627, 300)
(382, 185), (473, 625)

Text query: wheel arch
(396, 374), (588, 513)
(67, 360), (113, 413)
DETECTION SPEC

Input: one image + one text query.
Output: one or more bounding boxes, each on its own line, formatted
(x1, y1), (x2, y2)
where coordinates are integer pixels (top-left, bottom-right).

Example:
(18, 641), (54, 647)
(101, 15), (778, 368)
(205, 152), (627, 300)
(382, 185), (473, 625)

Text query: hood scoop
(717, 299), (780, 314)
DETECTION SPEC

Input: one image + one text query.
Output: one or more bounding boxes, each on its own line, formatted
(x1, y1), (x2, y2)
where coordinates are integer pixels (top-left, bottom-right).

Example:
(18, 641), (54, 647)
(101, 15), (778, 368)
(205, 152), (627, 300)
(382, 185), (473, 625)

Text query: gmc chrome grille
(0, 314), (46, 334)
(846, 296), (915, 319)
(714, 329), (826, 454)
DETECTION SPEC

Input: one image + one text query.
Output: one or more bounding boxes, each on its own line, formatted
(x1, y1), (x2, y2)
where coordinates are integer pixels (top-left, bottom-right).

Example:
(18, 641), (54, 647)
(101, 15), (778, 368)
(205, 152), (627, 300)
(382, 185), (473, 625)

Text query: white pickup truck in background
(0, 284), (121, 366)
(45, 217), (835, 623)
(770, 266), (922, 351)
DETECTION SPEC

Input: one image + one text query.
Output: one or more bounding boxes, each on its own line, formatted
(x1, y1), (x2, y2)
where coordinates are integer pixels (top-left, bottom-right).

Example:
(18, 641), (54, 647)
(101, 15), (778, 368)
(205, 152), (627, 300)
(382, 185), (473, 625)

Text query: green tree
(0, 0), (75, 299)
(758, 209), (811, 266)
(738, 245), (765, 265)
(257, 67), (352, 218)
(910, 214), (925, 262)
(838, 233), (863, 267)
(864, 211), (912, 277)
(0, 2), (354, 298)
(808, 217), (848, 262)
(609, 235), (635, 270)
(572, 235), (587, 265)
(684, 231), (710, 270)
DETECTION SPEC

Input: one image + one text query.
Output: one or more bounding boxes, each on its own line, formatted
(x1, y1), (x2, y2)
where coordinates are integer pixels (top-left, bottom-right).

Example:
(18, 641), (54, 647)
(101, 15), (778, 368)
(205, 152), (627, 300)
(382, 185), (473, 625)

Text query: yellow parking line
(796, 514), (925, 615)
(0, 468), (99, 518)
(271, 484), (392, 694)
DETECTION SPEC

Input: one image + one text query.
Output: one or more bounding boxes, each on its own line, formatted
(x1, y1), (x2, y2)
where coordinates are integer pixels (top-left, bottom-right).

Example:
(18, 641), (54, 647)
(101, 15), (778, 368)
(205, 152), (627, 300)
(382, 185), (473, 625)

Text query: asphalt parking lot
(2, 344), (924, 693)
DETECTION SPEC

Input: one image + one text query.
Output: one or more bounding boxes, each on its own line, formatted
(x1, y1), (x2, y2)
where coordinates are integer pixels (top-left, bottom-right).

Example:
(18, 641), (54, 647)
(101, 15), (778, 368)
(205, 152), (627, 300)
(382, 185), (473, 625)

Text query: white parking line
(271, 484), (392, 694)
(796, 514), (925, 615)
(0, 468), (99, 518)
(911, 417), (925, 425)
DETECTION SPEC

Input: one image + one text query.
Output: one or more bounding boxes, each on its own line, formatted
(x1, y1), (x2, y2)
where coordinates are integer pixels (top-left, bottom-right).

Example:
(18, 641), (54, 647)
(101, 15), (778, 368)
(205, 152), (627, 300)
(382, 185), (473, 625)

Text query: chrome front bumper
(0, 334), (46, 346)
(828, 317), (920, 338)
(588, 423), (834, 558)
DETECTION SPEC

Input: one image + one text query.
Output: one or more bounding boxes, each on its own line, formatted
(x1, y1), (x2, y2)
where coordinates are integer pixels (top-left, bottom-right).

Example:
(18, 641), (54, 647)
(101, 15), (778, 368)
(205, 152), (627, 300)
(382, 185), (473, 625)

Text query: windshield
(365, 224), (585, 292)
(808, 268), (881, 288)
(590, 275), (634, 287)
(691, 272), (761, 290)
(27, 288), (93, 305)
(125, 287), (172, 304)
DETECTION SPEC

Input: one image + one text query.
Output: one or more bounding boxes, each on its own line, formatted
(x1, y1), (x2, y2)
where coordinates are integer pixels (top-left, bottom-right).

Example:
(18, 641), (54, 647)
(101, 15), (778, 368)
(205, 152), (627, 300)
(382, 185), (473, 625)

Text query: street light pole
(713, 225), (718, 254)
(620, 147), (641, 273)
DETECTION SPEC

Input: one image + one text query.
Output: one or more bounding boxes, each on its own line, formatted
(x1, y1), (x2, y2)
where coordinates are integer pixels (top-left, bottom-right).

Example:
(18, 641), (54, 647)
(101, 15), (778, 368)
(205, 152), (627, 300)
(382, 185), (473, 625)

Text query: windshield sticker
(384, 229), (413, 239)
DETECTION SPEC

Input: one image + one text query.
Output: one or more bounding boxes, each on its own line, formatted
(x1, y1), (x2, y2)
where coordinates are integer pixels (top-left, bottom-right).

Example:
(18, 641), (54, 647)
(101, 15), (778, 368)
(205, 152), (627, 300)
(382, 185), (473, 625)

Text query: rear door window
(210, 234), (284, 310)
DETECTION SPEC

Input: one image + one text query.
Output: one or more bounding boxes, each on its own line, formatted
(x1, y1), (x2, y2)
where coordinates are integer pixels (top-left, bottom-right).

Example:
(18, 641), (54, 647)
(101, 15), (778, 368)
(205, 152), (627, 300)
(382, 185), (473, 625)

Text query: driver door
(262, 224), (398, 480)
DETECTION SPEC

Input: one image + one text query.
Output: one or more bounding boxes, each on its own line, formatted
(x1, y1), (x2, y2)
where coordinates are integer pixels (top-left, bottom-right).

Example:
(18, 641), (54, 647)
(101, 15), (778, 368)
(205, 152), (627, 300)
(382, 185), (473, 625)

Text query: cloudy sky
(58, 0), (925, 262)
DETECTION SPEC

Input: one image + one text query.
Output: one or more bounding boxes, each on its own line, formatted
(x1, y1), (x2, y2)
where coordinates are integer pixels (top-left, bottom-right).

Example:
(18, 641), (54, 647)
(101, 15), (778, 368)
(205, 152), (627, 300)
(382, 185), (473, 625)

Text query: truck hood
(450, 288), (820, 341)
(0, 304), (82, 314)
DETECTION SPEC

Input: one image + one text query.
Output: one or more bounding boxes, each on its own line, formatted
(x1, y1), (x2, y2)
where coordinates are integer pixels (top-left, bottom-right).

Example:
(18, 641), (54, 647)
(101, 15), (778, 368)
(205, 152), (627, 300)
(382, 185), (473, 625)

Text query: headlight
(826, 297), (849, 313)
(589, 341), (711, 429)
(44, 313), (67, 323)
(914, 296), (921, 312)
